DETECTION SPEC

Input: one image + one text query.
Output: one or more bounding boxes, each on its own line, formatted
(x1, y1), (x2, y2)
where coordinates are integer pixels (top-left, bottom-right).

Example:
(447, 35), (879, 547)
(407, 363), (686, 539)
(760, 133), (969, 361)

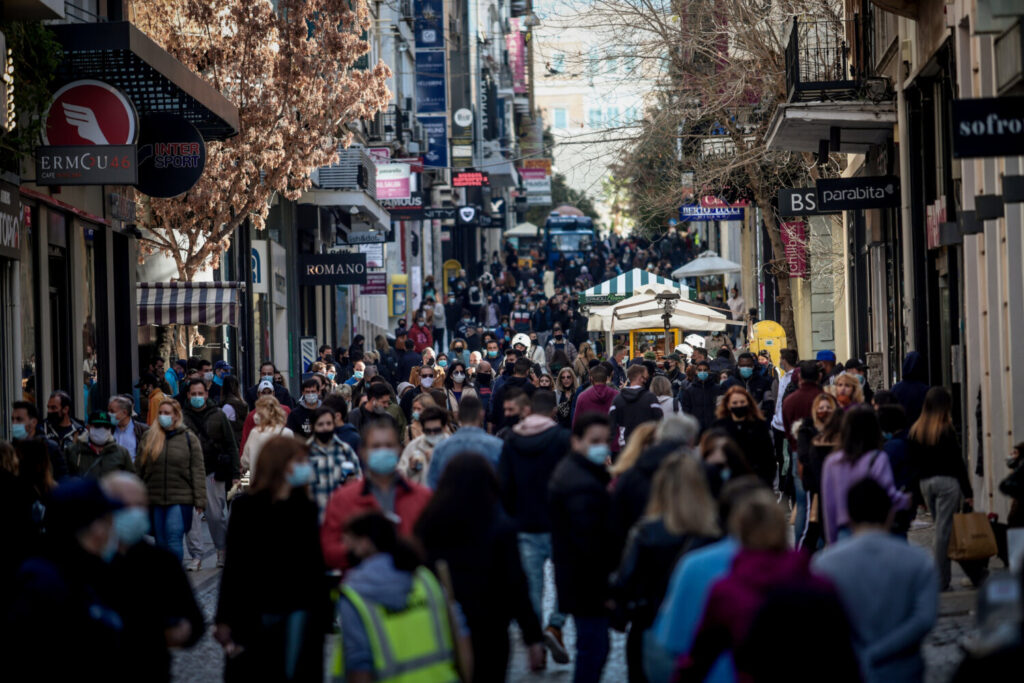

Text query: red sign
(43, 80), (138, 146)
(362, 273), (387, 295)
(700, 195), (750, 208)
(926, 197), (946, 250)
(781, 221), (808, 279)
(452, 171), (490, 187)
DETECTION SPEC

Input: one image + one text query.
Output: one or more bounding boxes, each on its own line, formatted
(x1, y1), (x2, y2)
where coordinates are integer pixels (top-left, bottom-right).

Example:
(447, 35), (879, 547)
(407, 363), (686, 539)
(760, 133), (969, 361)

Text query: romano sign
(815, 176), (900, 211)
(298, 253), (368, 285)
(951, 96), (1024, 158)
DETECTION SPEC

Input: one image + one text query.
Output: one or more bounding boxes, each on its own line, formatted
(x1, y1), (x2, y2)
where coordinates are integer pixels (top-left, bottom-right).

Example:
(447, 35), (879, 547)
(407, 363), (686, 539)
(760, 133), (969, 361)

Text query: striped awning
(137, 282), (243, 327)
(579, 268), (688, 305)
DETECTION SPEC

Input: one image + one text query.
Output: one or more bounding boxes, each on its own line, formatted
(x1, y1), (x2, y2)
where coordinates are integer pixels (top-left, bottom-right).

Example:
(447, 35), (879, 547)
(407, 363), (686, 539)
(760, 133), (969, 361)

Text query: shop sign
(414, 0), (445, 50)
(362, 272), (387, 295)
(424, 206), (456, 220)
(36, 145), (137, 185)
(453, 171), (489, 187)
(376, 163), (412, 200)
(780, 221), (808, 278)
(414, 50), (447, 116)
(778, 187), (839, 216)
(135, 113), (207, 198)
(108, 192), (137, 223)
(815, 176), (900, 211)
(42, 79), (137, 146)
(251, 240), (269, 294)
(506, 19), (527, 95)
(421, 117), (448, 168)
(952, 97), (1024, 158)
(298, 253), (368, 285)
(522, 158), (552, 175)
(0, 180), (21, 259)
(678, 205), (744, 221)
(358, 242), (384, 268)
(380, 191), (424, 220)
(457, 205), (479, 226)
(347, 230), (386, 244)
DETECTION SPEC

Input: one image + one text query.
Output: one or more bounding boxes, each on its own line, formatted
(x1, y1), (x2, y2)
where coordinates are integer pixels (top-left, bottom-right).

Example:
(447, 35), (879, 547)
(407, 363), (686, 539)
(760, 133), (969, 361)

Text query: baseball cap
(667, 353), (681, 362)
(88, 410), (115, 428)
(214, 360), (232, 371)
(46, 477), (123, 536)
(816, 350), (837, 362)
(174, 359), (188, 369)
(395, 327), (408, 337)
(643, 351), (657, 360)
(844, 358), (865, 371)
(135, 372), (160, 389)
(257, 379), (274, 393)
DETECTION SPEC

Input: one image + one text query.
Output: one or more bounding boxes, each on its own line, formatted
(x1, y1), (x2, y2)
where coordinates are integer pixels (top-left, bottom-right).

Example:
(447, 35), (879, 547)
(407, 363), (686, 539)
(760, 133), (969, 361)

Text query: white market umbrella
(671, 250), (742, 279)
(504, 221), (539, 238)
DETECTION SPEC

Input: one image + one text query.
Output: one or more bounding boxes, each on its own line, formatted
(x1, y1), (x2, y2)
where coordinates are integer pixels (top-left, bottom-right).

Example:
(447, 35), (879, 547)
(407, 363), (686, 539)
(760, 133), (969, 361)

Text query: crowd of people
(2, 232), (1023, 682)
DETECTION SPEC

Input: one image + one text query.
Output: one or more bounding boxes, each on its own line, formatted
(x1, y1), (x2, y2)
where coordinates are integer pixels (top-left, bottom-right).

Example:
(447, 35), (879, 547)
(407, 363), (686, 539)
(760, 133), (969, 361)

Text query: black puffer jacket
(498, 419), (571, 533)
(679, 378), (719, 433)
(610, 441), (686, 555)
(549, 453), (616, 617)
(181, 403), (238, 482)
(710, 417), (775, 486)
(609, 387), (663, 450)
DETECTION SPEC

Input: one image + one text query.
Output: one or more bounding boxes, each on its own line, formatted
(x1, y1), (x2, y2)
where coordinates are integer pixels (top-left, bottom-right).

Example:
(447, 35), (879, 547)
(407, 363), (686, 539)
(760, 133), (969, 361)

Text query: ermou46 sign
(298, 253), (368, 285)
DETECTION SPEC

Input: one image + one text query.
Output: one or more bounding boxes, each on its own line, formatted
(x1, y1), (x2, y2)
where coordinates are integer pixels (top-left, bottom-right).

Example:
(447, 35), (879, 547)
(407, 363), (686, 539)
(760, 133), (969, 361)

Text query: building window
(605, 107), (620, 126)
(605, 50), (617, 74)
(552, 108), (568, 129)
(625, 106), (639, 123)
(587, 108), (602, 128)
(587, 48), (600, 78)
(551, 52), (566, 73)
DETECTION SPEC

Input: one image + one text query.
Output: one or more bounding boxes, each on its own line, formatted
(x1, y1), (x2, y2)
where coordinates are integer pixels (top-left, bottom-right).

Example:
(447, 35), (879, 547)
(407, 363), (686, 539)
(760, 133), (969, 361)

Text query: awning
(587, 286), (738, 333)
(672, 251), (742, 279)
(298, 190), (391, 232)
(137, 281), (243, 327)
(765, 101), (896, 154)
(504, 221), (539, 237)
(50, 22), (239, 140)
(579, 268), (689, 305)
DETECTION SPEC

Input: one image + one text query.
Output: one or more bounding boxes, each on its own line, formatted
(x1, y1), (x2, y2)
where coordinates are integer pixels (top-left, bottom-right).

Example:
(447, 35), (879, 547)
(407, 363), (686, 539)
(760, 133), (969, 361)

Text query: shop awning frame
(137, 281), (244, 327)
(50, 21), (240, 141)
(580, 268), (689, 305)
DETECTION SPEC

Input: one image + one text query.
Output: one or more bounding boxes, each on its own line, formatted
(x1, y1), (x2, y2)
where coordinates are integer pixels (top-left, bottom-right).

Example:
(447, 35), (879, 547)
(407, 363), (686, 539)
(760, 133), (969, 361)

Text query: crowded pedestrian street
(3, 0), (1024, 682)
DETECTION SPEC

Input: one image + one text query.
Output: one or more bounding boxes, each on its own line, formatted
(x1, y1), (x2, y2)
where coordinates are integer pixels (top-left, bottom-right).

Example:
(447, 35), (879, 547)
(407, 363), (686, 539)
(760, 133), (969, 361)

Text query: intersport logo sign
(952, 96), (1024, 158)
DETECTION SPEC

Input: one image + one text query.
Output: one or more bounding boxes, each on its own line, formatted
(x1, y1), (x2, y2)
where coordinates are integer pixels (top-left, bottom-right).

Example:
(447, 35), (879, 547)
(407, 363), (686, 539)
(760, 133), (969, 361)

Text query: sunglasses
(423, 427), (444, 435)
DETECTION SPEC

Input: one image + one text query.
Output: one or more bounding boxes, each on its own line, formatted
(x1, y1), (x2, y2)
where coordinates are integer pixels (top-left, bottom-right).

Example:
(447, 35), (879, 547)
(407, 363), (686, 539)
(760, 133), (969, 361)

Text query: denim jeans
(517, 532), (565, 630)
(574, 616), (610, 683)
(186, 474), (229, 558)
(152, 504), (192, 561)
(920, 475), (962, 589)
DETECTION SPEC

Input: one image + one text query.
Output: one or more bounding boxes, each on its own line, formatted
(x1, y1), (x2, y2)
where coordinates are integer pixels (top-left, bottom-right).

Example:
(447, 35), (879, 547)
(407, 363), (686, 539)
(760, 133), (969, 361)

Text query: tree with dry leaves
(129, 0), (392, 281)
(554, 0), (846, 348)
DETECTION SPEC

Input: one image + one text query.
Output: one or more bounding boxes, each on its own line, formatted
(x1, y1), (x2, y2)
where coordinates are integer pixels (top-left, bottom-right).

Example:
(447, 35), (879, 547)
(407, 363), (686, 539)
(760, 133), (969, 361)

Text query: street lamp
(655, 290), (681, 356)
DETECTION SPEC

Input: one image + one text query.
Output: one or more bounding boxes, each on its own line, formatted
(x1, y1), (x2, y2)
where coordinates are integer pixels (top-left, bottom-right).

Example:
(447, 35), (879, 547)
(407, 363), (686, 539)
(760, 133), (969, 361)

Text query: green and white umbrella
(579, 268), (689, 306)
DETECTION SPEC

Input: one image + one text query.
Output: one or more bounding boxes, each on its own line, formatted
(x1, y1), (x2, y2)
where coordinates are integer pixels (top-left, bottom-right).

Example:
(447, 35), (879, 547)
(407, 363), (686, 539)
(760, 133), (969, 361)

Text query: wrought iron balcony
(362, 105), (402, 143)
(785, 17), (865, 103)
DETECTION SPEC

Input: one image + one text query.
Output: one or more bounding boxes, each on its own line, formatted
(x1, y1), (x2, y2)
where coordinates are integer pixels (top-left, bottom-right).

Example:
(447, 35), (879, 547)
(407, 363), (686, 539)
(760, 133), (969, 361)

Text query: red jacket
(408, 324), (433, 353)
(572, 383), (619, 429)
(320, 475), (432, 569)
(781, 382), (822, 450)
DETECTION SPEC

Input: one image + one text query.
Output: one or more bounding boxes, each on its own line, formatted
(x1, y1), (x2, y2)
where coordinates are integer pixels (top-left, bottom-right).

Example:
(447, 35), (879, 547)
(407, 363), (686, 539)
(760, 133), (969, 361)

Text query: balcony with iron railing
(362, 105), (402, 143)
(785, 16), (869, 103)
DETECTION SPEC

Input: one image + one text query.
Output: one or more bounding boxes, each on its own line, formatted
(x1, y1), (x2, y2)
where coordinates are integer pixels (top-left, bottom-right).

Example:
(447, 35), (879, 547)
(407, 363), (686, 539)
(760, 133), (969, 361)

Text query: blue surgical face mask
(11, 422), (28, 440)
(101, 527), (119, 563)
(212, 374), (224, 386)
(327, 372), (336, 381)
(487, 350), (499, 359)
(367, 448), (399, 475)
(411, 411), (421, 422)
(697, 371), (709, 382)
(857, 374), (865, 385)
(262, 374), (274, 384)
(113, 507), (150, 546)
(739, 366), (754, 379)
(585, 443), (610, 465)
(158, 414), (174, 429)
(189, 396), (206, 409)
(353, 370), (364, 380)
(287, 462), (315, 487)
(438, 360), (448, 368)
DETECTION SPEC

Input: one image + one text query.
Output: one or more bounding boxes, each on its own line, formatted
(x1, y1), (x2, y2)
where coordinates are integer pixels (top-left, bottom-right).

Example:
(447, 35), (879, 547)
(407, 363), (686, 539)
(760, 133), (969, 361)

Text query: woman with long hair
(909, 387), (976, 589)
(821, 406), (909, 544)
(135, 398), (206, 561)
(613, 455), (720, 682)
(651, 376), (682, 415)
(609, 422), (659, 484)
(445, 361), (470, 404)
(574, 341), (597, 380)
(240, 395), (293, 479)
(220, 375), (249, 446)
(829, 372), (865, 411)
(554, 367), (577, 429)
(795, 393), (842, 552)
(415, 453), (544, 681)
(404, 393), (437, 445)
(710, 386), (775, 486)
(215, 436), (326, 681)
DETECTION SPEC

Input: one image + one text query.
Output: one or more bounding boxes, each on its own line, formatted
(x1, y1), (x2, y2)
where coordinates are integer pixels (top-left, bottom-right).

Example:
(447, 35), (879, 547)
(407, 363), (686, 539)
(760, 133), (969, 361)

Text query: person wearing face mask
(398, 365), (438, 422)
(545, 324), (578, 367)
(65, 411), (135, 478)
(245, 362), (295, 410)
(408, 314), (434, 354)
(345, 360), (366, 387)
(448, 338), (471, 368)
(320, 420), (433, 570)
(547, 413), (617, 677)
(103, 472), (205, 682)
(711, 386), (776, 486)
(679, 360), (718, 433)
(136, 399), (207, 562)
(207, 360), (232, 403)
(4, 478), (126, 681)
(794, 393), (842, 552)
(241, 395), (294, 481)
(215, 436), (329, 680)
(286, 378), (324, 438)
(829, 372), (866, 412)
(11, 400), (70, 480)
(308, 407), (361, 522)
(44, 390), (87, 452)
(108, 395), (148, 464)
(473, 360), (495, 416)
(181, 378), (238, 570)
(719, 352), (772, 407)
(347, 382), (396, 432)
(399, 406), (450, 486)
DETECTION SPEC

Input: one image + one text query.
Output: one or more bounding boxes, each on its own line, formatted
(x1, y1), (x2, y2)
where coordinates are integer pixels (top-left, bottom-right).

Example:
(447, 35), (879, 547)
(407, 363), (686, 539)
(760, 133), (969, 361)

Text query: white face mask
(304, 393), (319, 406)
(452, 372), (466, 383)
(424, 433), (443, 446)
(89, 427), (110, 445)
(420, 377), (434, 388)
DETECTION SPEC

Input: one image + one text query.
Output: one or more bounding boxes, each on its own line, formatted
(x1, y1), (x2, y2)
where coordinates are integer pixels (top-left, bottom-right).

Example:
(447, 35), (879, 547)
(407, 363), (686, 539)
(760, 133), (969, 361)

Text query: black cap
(844, 358), (865, 371)
(47, 477), (123, 536)
(135, 372), (160, 388)
(88, 411), (115, 428)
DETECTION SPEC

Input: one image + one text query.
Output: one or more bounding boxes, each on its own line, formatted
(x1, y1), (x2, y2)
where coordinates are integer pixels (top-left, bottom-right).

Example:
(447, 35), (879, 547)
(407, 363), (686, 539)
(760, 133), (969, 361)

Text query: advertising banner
(780, 221), (808, 279)
(421, 116), (448, 168)
(415, 50), (447, 115)
(678, 205), (744, 221)
(506, 20), (527, 95)
(376, 163), (412, 200)
(363, 273), (387, 295)
(414, 0), (445, 50)
(298, 253), (368, 285)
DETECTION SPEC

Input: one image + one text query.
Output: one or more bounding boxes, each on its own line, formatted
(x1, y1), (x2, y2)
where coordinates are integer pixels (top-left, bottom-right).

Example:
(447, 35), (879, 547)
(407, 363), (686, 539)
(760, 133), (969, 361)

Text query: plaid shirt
(307, 435), (361, 522)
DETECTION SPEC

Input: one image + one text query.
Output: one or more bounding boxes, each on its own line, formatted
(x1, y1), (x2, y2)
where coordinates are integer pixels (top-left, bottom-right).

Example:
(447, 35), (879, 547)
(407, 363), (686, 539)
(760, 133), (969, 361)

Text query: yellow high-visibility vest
(335, 566), (460, 683)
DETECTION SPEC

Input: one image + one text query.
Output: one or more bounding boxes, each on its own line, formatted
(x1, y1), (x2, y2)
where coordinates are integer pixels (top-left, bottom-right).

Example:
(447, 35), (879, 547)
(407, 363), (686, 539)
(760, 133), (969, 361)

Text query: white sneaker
(186, 557), (201, 572)
(217, 550), (226, 568)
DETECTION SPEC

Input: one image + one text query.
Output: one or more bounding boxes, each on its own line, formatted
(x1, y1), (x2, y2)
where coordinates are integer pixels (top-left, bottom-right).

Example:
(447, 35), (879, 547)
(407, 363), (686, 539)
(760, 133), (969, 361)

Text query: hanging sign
(135, 113), (207, 198)
(298, 253), (368, 285)
(453, 171), (489, 187)
(414, 51), (447, 116)
(421, 116), (448, 168)
(678, 205), (744, 221)
(414, 0), (445, 50)
(376, 163), (412, 200)
(778, 187), (839, 216)
(780, 221), (808, 278)
(815, 176), (900, 211)
(36, 146), (137, 185)
(380, 191), (425, 220)
(0, 180), (21, 259)
(362, 273), (387, 295)
(951, 96), (1024, 158)
(457, 205), (480, 226)
(42, 79), (138, 146)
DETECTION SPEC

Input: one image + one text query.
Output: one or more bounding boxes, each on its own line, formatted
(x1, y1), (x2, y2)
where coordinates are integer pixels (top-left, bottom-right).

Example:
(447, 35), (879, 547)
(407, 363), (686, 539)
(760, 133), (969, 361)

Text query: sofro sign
(951, 97), (1024, 158)
(298, 253), (368, 285)
(815, 176), (900, 211)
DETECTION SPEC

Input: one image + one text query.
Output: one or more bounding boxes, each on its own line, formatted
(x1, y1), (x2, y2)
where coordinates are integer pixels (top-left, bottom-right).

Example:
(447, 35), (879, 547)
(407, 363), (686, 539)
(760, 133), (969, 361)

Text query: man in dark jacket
(498, 390), (571, 664)
(709, 347), (735, 377)
(680, 359), (718, 432)
(608, 345), (628, 388)
(782, 361), (823, 450)
(347, 383), (394, 433)
(891, 351), (929, 426)
(549, 412), (617, 680)
(397, 338), (421, 385)
(720, 352), (772, 405)
(609, 364), (663, 453)
(489, 357), (536, 431)
(245, 362), (295, 409)
(65, 411), (135, 478)
(181, 378), (237, 569)
(287, 378), (324, 438)
(12, 400), (69, 480)
(103, 472), (204, 682)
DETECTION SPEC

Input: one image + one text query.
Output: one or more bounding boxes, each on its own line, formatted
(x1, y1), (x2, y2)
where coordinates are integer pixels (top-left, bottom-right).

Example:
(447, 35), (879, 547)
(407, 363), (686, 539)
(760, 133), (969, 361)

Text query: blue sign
(414, 0), (445, 50)
(678, 205), (745, 221)
(421, 116), (448, 168)
(415, 51), (447, 115)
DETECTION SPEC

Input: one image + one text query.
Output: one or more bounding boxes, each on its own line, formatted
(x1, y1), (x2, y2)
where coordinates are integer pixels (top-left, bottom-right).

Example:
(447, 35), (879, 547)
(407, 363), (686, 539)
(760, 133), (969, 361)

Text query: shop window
(19, 209), (36, 405)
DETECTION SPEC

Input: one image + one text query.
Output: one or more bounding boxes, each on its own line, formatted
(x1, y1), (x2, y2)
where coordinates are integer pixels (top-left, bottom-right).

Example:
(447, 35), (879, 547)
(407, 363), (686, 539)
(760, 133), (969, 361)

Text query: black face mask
(314, 430), (334, 444)
(46, 412), (62, 425)
(453, 346), (464, 353)
(505, 415), (520, 427)
(476, 373), (491, 385)
(729, 405), (749, 418)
